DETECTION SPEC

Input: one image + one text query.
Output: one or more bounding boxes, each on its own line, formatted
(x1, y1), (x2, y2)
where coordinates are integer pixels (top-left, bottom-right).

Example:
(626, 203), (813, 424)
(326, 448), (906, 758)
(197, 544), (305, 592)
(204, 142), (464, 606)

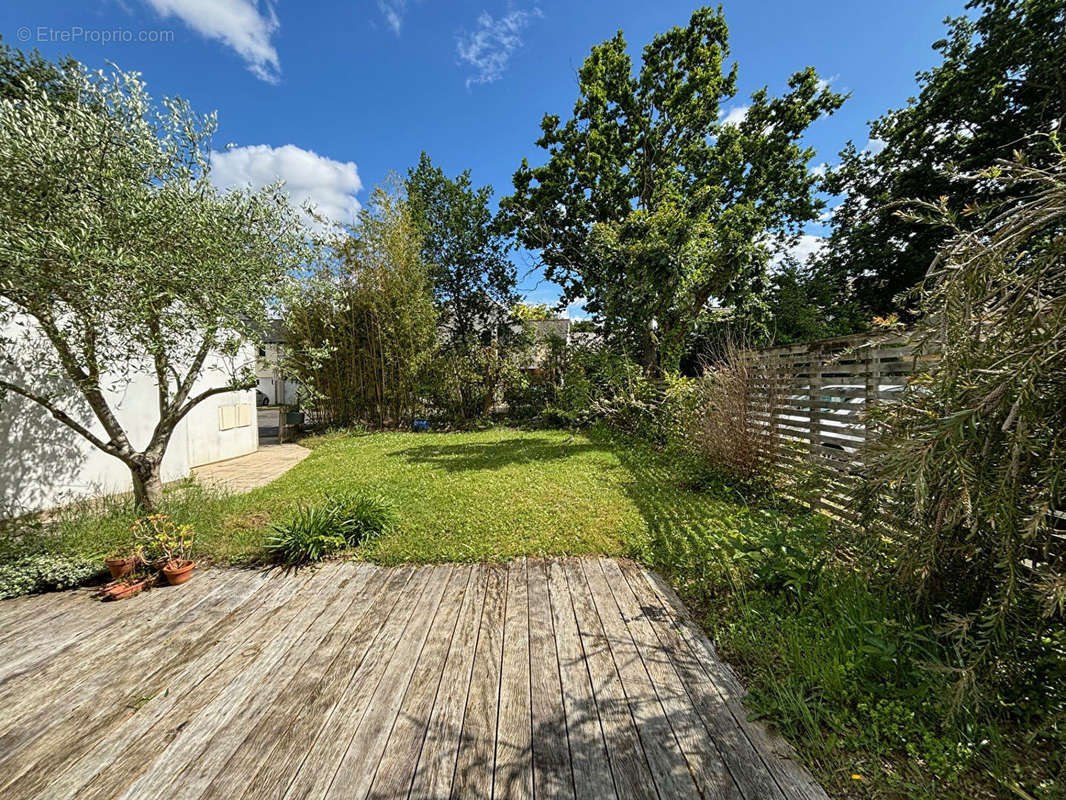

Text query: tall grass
(0, 480), (247, 565)
(682, 337), (782, 487)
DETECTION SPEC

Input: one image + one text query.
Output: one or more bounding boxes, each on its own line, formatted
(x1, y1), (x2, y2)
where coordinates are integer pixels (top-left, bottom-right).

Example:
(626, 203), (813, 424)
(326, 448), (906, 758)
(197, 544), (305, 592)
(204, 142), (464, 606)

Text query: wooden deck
(0, 558), (825, 799)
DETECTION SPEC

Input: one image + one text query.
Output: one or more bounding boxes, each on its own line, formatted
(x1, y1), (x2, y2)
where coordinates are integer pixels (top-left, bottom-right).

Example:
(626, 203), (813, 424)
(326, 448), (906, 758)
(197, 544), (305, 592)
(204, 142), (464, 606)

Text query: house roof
(532, 318), (570, 339)
(261, 318), (287, 344)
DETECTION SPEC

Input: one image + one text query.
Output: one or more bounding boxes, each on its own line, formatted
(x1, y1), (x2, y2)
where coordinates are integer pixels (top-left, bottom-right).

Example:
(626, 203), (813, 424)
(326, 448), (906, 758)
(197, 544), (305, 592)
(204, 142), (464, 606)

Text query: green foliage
(499, 6), (844, 374)
(763, 265), (865, 345)
(0, 553), (102, 599)
(635, 478), (1062, 799)
(266, 488), (395, 566)
(283, 177), (438, 428)
(327, 489), (398, 542)
(405, 152), (517, 349)
(266, 505), (348, 566)
(0, 51), (309, 509)
(421, 338), (531, 425)
(813, 0), (1066, 323)
(860, 151), (1066, 697)
(131, 513), (195, 564)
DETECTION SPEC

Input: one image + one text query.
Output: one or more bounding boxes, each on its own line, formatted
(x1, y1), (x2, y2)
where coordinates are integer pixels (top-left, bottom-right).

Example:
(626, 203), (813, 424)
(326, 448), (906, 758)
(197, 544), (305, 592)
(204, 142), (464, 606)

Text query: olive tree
(0, 57), (309, 510)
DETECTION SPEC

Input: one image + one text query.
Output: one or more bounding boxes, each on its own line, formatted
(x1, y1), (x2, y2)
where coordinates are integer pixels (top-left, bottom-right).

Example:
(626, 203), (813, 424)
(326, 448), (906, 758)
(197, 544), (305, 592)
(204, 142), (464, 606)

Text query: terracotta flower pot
(162, 560), (195, 585)
(105, 557), (138, 580)
(99, 577), (149, 601)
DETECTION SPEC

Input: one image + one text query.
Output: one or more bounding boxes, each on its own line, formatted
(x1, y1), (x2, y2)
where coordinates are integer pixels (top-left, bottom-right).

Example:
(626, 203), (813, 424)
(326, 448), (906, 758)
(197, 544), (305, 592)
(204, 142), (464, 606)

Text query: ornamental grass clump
(861, 147), (1066, 701)
(267, 488), (396, 566)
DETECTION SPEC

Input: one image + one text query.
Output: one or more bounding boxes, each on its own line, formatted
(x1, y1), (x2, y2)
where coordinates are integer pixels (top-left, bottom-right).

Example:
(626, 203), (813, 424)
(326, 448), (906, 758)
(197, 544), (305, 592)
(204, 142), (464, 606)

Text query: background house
(256, 319), (298, 407)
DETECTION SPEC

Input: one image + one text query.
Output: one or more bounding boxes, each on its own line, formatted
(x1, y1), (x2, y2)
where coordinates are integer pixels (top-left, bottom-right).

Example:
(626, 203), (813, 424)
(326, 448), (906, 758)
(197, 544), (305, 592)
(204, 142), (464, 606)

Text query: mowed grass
(242, 427), (647, 563)
(22, 427), (764, 566)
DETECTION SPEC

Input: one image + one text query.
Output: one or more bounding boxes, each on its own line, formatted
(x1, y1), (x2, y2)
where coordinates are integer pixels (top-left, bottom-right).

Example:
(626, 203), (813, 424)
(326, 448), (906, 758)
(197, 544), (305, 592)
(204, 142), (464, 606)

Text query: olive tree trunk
(130, 457), (165, 512)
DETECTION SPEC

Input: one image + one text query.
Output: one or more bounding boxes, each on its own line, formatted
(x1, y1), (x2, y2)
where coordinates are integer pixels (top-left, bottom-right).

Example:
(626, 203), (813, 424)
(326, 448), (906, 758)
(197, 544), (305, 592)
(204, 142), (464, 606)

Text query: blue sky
(2, 1), (969, 311)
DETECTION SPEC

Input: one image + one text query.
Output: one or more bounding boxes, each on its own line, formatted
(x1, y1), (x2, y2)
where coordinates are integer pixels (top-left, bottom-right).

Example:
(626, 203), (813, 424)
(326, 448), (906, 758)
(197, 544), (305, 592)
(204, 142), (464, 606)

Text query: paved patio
(0, 558), (826, 799)
(192, 443), (310, 493)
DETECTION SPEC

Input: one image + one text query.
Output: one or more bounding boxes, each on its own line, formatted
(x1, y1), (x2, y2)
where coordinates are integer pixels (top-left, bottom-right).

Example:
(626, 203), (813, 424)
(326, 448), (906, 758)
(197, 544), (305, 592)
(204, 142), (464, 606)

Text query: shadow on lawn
(389, 436), (608, 473)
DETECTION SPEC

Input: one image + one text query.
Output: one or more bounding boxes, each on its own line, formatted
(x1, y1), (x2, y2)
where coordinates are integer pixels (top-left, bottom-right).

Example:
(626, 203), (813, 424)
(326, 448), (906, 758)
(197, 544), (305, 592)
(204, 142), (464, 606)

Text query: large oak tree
(498, 6), (843, 374)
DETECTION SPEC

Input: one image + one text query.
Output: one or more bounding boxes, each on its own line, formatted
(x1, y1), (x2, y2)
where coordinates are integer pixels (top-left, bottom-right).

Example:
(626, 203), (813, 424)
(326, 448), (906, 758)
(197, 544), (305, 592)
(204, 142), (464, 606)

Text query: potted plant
(104, 547), (142, 580)
(132, 514), (197, 586)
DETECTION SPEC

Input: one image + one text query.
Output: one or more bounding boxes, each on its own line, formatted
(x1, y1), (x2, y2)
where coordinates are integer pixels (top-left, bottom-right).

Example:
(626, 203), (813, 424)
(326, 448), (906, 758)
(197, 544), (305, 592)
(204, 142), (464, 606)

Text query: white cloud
(719, 105), (749, 127)
(143, 0), (281, 83)
(210, 144), (363, 224)
(815, 73), (839, 93)
(377, 0), (407, 35)
(810, 162), (828, 178)
(456, 7), (541, 88)
(771, 234), (826, 271)
(863, 137), (887, 155)
(565, 297), (589, 319)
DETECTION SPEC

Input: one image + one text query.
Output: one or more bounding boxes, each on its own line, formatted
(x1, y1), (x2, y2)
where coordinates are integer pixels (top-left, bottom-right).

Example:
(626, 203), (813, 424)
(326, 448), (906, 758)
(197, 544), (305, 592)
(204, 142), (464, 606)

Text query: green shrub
(0, 554), (103, 599)
(326, 489), (397, 542)
(266, 488), (396, 566)
(266, 505), (348, 565)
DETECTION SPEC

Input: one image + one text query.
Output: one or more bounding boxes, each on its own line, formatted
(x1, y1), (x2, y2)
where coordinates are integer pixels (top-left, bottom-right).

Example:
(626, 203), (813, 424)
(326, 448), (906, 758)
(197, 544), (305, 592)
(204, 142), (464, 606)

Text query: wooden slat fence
(744, 331), (1065, 568)
(745, 332), (927, 526)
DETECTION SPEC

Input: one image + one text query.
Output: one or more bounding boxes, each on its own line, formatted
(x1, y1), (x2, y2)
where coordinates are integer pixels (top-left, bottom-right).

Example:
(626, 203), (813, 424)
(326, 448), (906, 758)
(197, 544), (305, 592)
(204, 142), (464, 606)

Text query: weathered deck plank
(325, 564), (454, 799)
(565, 558), (659, 800)
(546, 559), (614, 799)
(408, 565), (486, 800)
(600, 558), (744, 800)
(450, 563), (506, 799)
(282, 567), (433, 800)
(581, 558), (700, 799)
(617, 560), (786, 800)
(240, 566), (413, 800)
(494, 559), (534, 800)
(528, 559), (575, 800)
(366, 565), (473, 800)
(0, 559), (827, 800)
(0, 569), (284, 798)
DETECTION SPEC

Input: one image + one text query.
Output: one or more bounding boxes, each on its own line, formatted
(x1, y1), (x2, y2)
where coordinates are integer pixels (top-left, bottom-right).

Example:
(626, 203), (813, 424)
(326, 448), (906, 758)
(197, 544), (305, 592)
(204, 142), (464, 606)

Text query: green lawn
(230, 427), (650, 562)
(13, 426), (769, 569)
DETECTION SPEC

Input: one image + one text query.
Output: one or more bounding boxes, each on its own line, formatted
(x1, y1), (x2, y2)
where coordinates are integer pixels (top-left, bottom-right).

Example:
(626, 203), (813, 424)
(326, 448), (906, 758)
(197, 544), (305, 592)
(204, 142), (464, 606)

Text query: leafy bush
(0, 554), (103, 599)
(862, 151), (1066, 695)
(422, 342), (528, 424)
(266, 488), (396, 566)
(267, 506), (348, 566)
(327, 489), (397, 541)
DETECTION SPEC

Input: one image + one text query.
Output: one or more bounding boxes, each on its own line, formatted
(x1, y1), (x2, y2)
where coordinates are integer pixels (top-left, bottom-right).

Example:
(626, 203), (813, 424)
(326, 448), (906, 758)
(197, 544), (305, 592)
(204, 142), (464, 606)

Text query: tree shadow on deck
(388, 436), (607, 473)
(364, 571), (769, 800)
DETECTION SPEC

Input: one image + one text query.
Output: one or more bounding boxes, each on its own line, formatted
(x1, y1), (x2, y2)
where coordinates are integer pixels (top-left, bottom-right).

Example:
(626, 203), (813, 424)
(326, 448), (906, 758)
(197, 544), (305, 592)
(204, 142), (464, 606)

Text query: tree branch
(33, 313), (137, 459)
(0, 378), (129, 464)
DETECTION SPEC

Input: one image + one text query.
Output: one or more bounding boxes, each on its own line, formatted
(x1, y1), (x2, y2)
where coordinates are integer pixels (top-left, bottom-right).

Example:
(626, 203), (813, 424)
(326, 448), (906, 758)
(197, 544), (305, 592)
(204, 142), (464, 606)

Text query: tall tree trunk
(130, 457), (164, 512)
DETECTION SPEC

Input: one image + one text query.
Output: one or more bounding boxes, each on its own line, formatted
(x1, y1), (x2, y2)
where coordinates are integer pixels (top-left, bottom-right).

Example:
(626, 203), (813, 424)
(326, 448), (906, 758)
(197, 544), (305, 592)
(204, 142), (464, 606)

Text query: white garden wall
(0, 333), (259, 517)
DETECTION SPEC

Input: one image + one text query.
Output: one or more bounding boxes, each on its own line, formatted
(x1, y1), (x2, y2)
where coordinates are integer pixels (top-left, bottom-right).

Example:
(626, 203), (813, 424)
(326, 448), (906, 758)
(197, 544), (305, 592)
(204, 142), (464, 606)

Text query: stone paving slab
(192, 444), (310, 493)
